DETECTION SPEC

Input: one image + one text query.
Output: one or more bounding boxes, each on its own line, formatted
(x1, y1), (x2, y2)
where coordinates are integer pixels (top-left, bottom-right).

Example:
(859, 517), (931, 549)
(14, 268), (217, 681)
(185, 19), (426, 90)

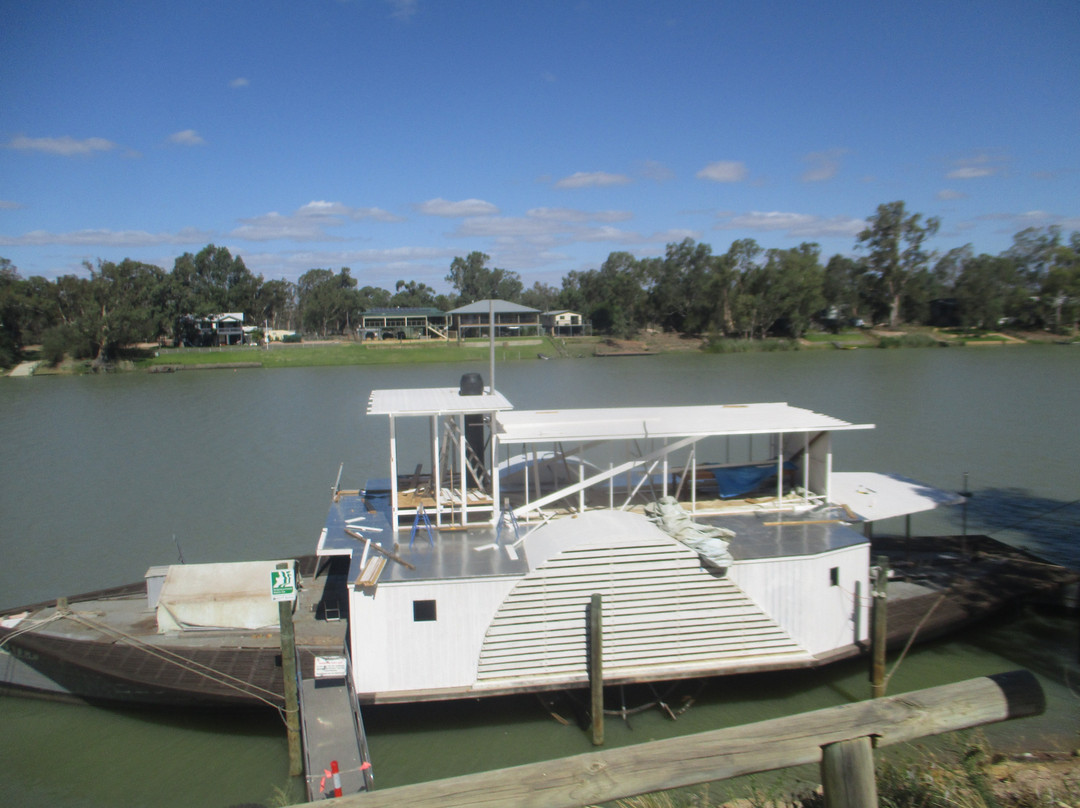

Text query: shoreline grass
(7, 327), (1069, 376)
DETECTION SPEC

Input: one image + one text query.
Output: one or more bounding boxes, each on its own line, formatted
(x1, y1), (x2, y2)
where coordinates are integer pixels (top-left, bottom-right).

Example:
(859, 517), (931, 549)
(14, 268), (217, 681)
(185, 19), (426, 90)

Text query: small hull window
(413, 600), (437, 622)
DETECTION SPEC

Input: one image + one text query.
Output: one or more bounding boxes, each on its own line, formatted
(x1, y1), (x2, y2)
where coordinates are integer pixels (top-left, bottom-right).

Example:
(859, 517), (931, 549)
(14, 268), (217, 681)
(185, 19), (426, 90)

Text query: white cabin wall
(349, 577), (517, 696)
(727, 544), (869, 655)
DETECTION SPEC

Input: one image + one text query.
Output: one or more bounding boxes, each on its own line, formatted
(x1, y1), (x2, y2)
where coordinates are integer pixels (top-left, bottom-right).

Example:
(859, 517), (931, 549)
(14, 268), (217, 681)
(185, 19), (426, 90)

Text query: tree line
(1, 200), (1078, 369)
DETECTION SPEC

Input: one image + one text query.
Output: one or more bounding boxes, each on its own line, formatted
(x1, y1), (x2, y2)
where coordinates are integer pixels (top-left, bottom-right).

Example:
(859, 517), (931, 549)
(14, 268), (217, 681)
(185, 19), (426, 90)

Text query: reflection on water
(1, 348), (1077, 806)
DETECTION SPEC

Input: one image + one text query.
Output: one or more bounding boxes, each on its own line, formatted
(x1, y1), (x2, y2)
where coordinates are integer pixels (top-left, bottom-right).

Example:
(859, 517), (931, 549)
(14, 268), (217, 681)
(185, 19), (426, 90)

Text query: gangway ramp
(298, 654), (373, 800)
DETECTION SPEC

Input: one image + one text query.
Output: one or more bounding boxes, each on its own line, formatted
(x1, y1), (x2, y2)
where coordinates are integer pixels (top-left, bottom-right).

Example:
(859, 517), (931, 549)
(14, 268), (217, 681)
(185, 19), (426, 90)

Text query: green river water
(1, 346), (1077, 806)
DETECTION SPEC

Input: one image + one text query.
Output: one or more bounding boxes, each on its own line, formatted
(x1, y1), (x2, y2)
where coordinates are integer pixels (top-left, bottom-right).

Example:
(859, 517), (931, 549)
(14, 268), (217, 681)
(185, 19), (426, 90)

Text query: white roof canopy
(368, 387), (513, 417)
(830, 472), (966, 521)
(495, 402), (872, 445)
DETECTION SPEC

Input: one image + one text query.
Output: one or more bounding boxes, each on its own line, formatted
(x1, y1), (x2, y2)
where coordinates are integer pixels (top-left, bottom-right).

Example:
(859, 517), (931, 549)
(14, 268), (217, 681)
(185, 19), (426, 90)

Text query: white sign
(314, 655), (348, 679)
(270, 568), (297, 602)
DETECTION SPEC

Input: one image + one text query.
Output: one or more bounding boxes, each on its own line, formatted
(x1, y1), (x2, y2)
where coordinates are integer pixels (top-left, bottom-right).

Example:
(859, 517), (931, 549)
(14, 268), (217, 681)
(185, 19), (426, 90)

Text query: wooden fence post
(871, 556), (889, 698)
(821, 736), (877, 808)
(589, 593), (604, 746)
(277, 561), (303, 777)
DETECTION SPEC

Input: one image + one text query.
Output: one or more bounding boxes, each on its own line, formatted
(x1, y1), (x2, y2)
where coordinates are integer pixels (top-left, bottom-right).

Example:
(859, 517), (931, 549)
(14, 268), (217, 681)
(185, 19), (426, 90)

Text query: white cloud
(554, 171), (632, 189)
(0, 227), (212, 247)
(650, 228), (701, 244)
(936, 189), (967, 201)
(416, 198), (499, 217)
(0, 200), (22, 210)
(168, 129), (205, 147)
(7, 135), (118, 156)
(241, 245), (459, 286)
(229, 77), (250, 89)
(299, 200), (403, 222)
(695, 161), (748, 183)
(639, 160), (675, 182)
(231, 212), (333, 242)
(714, 211), (865, 239)
(976, 210), (1080, 232)
(230, 201), (405, 241)
(946, 152), (1005, 180)
(386, 0), (418, 20)
(801, 149), (847, 182)
(455, 216), (557, 238)
(947, 166), (995, 180)
(525, 207), (632, 224)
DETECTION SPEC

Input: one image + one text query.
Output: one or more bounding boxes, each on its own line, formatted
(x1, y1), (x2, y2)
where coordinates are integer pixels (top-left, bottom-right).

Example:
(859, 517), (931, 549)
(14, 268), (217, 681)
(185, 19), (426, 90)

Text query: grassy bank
(144, 337), (566, 369)
(602, 734), (1080, 808)
(8, 327), (1072, 376)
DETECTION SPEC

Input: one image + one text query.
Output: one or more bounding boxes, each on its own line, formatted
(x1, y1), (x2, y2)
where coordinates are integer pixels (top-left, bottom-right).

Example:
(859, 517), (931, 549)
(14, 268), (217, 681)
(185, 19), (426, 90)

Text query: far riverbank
(8, 326), (1076, 377)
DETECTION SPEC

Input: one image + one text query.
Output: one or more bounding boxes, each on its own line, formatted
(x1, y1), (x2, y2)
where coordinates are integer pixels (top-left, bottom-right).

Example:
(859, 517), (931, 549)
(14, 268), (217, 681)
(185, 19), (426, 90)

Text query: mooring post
(589, 592), (604, 746)
(821, 736), (878, 808)
(277, 562), (303, 777)
(871, 556), (889, 698)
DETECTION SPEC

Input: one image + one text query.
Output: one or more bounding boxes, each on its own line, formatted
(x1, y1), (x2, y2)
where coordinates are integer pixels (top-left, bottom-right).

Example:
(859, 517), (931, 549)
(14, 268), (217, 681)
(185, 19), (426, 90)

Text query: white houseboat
(316, 373), (962, 704)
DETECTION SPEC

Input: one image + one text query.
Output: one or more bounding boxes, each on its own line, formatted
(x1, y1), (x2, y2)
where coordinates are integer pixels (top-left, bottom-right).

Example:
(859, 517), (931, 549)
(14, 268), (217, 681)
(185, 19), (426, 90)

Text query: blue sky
(2, 0), (1077, 293)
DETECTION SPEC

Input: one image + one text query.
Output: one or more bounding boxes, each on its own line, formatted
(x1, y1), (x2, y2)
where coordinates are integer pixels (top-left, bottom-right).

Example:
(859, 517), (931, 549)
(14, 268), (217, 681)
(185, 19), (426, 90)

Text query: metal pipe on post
(276, 561), (303, 777)
(589, 593), (604, 746)
(870, 555), (889, 699)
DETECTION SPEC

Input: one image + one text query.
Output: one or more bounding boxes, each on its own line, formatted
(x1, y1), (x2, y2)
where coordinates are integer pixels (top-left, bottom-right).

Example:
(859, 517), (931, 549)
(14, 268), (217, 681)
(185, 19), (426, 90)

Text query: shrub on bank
(877, 333), (944, 349)
(703, 338), (801, 354)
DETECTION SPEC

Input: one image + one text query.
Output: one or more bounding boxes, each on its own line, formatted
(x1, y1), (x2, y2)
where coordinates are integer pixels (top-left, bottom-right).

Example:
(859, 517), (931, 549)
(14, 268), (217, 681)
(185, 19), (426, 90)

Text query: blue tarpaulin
(711, 462), (794, 499)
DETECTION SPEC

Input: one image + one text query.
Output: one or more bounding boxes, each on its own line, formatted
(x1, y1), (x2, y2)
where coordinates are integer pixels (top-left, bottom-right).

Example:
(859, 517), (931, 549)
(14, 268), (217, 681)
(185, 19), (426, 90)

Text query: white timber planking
(475, 538), (813, 685)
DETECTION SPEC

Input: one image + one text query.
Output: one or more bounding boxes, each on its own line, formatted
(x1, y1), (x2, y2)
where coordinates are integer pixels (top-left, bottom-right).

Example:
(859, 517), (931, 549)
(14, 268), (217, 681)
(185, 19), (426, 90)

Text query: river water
(1, 346), (1078, 806)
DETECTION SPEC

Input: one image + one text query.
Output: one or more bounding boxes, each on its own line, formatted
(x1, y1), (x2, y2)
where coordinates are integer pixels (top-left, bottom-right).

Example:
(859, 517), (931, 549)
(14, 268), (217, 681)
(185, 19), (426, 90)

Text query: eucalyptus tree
(822, 254), (865, 324)
(445, 252), (523, 305)
(953, 254), (1017, 329)
(762, 243), (825, 338)
(254, 279), (297, 330)
(297, 267), (363, 336)
(519, 281), (561, 314)
(0, 258), (25, 366)
(559, 252), (645, 336)
(1042, 232), (1080, 333)
(53, 259), (169, 366)
(645, 238), (729, 334)
(722, 239), (764, 337)
(856, 201), (940, 328)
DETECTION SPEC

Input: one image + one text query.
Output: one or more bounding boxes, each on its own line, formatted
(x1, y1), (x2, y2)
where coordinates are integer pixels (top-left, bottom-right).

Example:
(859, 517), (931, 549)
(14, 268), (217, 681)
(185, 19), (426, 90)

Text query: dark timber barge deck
(875, 534), (1078, 649)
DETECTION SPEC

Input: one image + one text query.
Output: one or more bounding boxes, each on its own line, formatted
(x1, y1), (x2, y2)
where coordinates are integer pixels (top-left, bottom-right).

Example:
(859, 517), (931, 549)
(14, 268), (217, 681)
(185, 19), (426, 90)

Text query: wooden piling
(277, 561), (303, 777)
(589, 593), (603, 746)
(871, 555), (889, 698)
(821, 736), (877, 808)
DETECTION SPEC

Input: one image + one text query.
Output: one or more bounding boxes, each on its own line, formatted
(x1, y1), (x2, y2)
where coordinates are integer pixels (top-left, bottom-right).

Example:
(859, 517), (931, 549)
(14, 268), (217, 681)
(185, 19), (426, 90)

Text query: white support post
(802, 432), (810, 505)
(432, 414), (442, 527)
(690, 445), (697, 513)
(776, 433), (783, 506)
(579, 463), (585, 513)
(389, 415), (399, 529)
(458, 413), (468, 525)
(662, 441), (669, 499)
(489, 412), (500, 527)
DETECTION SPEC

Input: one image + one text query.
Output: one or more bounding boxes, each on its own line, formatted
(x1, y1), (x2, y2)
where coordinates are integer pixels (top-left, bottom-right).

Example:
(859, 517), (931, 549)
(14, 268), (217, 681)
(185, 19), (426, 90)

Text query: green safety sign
(270, 568), (297, 602)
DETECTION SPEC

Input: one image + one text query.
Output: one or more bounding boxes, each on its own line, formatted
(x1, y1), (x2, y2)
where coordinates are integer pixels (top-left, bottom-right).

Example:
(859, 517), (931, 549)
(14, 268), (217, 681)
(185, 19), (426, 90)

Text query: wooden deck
(874, 534), (1078, 649)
